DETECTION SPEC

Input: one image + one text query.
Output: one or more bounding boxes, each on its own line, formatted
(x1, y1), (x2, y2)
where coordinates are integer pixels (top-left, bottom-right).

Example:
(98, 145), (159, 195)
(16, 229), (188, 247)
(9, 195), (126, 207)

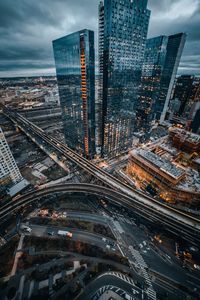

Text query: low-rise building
(169, 127), (200, 153)
(127, 137), (200, 203)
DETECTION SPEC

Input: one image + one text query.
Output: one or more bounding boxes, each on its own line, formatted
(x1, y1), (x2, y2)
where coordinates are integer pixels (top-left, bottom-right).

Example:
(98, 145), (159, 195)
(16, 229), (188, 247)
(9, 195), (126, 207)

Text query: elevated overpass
(2, 107), (200, 245)
(0, 183), (200, 246)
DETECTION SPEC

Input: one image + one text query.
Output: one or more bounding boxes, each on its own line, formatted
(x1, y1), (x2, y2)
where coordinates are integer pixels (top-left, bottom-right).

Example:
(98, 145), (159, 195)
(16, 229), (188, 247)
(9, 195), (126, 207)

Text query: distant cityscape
(0, 1), (200, 300)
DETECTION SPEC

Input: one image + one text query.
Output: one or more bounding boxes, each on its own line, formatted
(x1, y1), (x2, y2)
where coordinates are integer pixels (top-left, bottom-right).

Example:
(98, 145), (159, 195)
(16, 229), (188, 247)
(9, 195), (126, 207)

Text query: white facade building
(0, 127), (28, 196)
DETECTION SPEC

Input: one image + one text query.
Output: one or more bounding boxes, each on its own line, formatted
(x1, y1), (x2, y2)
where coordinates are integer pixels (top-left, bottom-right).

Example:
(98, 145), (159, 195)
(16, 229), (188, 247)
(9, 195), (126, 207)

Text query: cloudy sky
(0, 0), (199, 78)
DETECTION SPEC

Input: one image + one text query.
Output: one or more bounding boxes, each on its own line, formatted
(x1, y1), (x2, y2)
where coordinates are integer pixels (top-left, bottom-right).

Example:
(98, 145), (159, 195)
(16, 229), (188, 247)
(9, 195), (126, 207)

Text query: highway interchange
(2, 107), (200, 247)
(13, 203), (200, 299)
(1, 106), (200, 299)
(0, 181), (200, 247)
(1, 185), (200, 299)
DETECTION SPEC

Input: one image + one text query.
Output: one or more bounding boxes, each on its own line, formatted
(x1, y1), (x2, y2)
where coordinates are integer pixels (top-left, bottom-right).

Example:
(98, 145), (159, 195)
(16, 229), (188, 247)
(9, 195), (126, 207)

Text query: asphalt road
(77, 273), (147, 300)
(118, 215), (200, 299)
(20, 223), (117, 253)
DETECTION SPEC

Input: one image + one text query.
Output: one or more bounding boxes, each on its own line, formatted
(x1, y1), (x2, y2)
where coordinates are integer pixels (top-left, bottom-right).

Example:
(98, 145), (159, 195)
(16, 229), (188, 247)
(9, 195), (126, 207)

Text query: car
(21, 225), (32, 233)
(47, 230), (54, 236)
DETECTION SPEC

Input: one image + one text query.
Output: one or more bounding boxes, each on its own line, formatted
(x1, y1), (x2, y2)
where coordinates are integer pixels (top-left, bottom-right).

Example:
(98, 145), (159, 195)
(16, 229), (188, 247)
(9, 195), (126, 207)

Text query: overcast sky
(0, 0), (199, 78)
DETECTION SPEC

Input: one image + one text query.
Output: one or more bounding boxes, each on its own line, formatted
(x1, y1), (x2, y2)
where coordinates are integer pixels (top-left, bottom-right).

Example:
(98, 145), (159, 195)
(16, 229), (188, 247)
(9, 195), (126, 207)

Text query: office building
(173, 75), (194, 116)
(136, 36), (168, 132)
(0, 127), (28, 196)
(169, 76), (200, 129)
(136, 33), (186, 134)
(192, 108), (200, 134)
(127, 134), (200, 203)
(98, 0), (151, 157)
(160, 33), (186, 123)
(169, 127), (200, 154)
(53, 29), (95, 158)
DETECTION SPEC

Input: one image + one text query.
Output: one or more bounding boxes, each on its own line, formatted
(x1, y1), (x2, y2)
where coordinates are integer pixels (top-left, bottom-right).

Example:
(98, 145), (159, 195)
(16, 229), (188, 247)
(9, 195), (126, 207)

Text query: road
(20, 223), (117, 253)
(3, 106), (200, 237)
(77, 272), (148, 300)
(0, 182), (200, 247)
(109, 208), (200, 299)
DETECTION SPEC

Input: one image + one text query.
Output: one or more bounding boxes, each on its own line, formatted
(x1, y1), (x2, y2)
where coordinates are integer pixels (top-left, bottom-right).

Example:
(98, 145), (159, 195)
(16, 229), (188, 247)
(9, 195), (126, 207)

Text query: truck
(58, 230), (72, 238)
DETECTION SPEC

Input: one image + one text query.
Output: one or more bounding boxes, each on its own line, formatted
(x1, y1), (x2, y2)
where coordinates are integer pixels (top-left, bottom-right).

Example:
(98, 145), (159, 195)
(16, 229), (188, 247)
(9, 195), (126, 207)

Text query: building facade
(0, 127), (23, 189)
(136, 33), (186, 135)
(169, 76), (200, 131)
(127, 149), (200, 203)
(192, 108), (200, 134)
(159, 33), (186, 123)
(53, 29), (95, 158)
(172, 75), (194, 117)
(136, 36), (168, 133)
(168, 127), (200, 154)
(98, 0), (150, 157)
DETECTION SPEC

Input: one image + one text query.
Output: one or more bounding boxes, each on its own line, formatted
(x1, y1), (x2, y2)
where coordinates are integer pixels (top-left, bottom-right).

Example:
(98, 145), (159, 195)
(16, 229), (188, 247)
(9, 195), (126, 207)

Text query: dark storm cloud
(0, 0), (99, 76)
(148, 0), (200, 75)
(0, 0), (199, 77)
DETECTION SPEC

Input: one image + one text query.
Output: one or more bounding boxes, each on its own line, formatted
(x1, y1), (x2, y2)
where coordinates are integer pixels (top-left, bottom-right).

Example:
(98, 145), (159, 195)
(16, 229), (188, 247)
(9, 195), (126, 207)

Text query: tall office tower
(159, 33), (186, 123)
(0, 127), (23, 190)
(136, 33), (186, 133)
(172, 75), (194, 116)
(98, 0), (150, 157)
(169, 76), (200, 128)
(192, 108), (200, 134)
(136, 36), (168, 133)
(53, 29), (95, 158)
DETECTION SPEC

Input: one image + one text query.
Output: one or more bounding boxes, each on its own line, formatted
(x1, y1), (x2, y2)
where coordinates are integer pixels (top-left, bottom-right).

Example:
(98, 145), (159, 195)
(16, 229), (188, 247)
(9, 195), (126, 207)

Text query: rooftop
(169, 128), (200, 143)
(9, 178), (29, 197)
(137, 149), (185, 179)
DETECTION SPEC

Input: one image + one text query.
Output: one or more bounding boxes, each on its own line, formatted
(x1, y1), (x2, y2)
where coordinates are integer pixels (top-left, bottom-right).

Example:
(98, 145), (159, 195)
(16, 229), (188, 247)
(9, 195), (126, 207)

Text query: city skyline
(0, 1), (200, 298)
(0, 0), (199, 78)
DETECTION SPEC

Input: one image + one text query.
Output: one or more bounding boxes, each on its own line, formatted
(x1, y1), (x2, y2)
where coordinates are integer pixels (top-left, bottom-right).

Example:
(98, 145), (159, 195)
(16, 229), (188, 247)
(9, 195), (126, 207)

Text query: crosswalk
(129, 246), (156, 300)
(146, 287), (157, 300)
(107, 271), (136, 287)
(99, 211), (156, 300)
(129, 246), (148, 269)
(92, 284), (134, 300)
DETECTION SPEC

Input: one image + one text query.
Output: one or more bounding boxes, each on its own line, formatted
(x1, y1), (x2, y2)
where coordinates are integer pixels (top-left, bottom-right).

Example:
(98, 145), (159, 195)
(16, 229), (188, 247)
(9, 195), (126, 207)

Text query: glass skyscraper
(159, 33), (186, 123)
(98, 0), (150, 157)
(172, 75), (194, 117)
(136, 33), (186, 134)
(53, 29), (95, 158)
(136, 36), (168, 133)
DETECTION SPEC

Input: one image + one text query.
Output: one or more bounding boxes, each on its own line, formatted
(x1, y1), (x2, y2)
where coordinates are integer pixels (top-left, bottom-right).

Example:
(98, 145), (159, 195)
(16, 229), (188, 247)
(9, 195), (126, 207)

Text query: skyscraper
(159, 33), (186, 123)
(136, 33), (186, 133)
(53, 29), (95, 158)
(173, 75), (194, 116)
(170, 76), (200, 122)
(0, 127), (28, 196)
(98, 0), (150, 157)
(192, 108), (200, 134)
(136, 36), (168, 133)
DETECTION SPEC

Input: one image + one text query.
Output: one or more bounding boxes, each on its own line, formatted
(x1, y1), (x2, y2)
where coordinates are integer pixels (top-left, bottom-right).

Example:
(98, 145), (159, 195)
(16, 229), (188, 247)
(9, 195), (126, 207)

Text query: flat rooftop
(169, 128), (200, 143)
(136, 149), (185, 179)
(9, 178), (29, 197)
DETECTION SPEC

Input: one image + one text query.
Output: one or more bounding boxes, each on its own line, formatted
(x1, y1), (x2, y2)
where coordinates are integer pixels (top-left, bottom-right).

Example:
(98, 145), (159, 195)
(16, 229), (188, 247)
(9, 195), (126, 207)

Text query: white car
(21, 225), (32, 233)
